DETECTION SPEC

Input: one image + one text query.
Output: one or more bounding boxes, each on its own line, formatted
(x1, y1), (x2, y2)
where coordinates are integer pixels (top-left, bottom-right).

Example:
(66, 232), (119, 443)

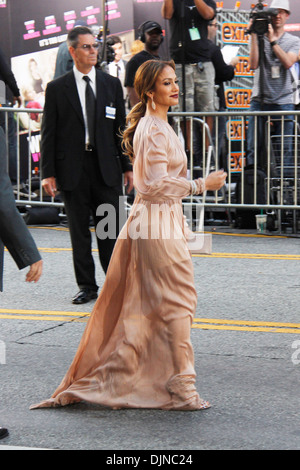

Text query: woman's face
(151, 65), (179, 108)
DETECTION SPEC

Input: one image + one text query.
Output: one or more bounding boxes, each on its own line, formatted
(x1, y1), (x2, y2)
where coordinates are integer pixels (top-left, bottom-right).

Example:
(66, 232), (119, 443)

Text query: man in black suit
(41, 26), (133, 305)
(0, 127), (43, 440)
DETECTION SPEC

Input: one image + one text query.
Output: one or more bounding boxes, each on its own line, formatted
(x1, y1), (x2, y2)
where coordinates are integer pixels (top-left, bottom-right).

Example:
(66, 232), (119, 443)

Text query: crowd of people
(18, 0), (300, 176)
(1, 0), (300, 437)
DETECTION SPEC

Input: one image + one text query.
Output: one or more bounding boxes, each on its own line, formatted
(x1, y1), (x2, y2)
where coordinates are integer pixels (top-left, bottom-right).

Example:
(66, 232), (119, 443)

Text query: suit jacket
(0, 128), (41, 291)
(41, 67), (132, 191)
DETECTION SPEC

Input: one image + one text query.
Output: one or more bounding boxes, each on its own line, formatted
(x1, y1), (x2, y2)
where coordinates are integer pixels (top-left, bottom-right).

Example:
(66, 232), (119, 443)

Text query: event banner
(8, 0), (133, 56)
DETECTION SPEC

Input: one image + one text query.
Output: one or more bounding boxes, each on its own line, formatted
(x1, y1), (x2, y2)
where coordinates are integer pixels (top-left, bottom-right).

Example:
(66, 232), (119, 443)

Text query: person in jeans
(247, 0), (300, 174)
(161, 0), (216, 154)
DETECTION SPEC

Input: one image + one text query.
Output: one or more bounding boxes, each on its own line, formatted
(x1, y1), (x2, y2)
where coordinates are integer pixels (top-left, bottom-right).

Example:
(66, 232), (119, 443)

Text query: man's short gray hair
(67, 26), (94, 49)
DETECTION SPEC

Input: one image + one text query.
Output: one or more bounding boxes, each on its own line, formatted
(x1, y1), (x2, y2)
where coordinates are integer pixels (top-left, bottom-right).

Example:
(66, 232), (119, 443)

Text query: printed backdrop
(2, 1), (299, 56)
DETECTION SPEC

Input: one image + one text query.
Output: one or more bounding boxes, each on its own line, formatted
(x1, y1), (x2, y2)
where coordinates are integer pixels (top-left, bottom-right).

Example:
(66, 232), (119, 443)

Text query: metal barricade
(1, 106), (300, 233)
(0, 105), (63, 208)
(169, 110), (300, 234)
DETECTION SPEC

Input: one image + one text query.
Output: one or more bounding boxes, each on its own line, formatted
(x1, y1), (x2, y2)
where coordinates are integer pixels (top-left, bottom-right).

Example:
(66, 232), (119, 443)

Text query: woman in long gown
(31, 60), (226, 411)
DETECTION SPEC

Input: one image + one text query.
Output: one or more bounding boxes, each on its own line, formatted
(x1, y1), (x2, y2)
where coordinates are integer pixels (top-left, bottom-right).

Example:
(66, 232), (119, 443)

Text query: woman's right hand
(204, 170), (227, 191)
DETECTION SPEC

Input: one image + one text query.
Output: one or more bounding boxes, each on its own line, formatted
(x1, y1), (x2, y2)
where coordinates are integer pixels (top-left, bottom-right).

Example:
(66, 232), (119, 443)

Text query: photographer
(246, 0), (300, 171)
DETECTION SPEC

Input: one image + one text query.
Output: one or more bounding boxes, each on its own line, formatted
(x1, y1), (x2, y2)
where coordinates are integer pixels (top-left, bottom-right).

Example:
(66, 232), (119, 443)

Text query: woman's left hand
(205, 170), (227, 191)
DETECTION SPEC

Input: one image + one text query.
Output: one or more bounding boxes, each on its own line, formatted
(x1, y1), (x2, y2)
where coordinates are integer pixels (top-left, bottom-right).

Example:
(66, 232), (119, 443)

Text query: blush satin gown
(30, 115), (209, 411)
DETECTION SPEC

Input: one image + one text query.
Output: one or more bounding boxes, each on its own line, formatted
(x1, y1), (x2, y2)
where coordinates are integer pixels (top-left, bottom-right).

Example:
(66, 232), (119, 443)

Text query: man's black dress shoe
(0, 427), (9, 439)
(72, 289), (98, 305)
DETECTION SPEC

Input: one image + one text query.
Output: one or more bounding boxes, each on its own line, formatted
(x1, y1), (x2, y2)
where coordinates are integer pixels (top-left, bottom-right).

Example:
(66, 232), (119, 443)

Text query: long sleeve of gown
(133, 119), (193, 201)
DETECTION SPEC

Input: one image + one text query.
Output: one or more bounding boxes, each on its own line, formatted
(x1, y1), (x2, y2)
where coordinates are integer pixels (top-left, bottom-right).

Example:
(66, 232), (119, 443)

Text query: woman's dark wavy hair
(121, 59), (175, 162)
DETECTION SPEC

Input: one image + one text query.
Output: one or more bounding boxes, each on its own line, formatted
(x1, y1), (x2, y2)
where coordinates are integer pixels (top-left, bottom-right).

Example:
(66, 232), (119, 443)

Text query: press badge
(105, 106), (116, 119)
(189, 27), (201, 41)
(271, 66), (280, 79)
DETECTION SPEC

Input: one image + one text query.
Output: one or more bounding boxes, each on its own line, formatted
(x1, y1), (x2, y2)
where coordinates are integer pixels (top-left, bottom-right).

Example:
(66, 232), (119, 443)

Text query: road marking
(0, 308), (89, 323)
(208, 231), (287, 239)
(30, 226), (289, 239)
(1, 309), (300, 334)
(193, 318), (300, 334)
(8, 246), (298, 260)
(0, 445), (51, 450)
(193, 253), (300, 260)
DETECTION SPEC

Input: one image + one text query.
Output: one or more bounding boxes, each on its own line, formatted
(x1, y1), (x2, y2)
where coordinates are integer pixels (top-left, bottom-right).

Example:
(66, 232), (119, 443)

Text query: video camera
(248, 1), (278, 36)
(97, 27), (115, 66)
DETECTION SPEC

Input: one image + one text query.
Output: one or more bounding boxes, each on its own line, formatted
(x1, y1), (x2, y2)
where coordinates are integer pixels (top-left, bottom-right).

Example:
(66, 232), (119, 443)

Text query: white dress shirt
(108, 59), (127, 100)
(73, 65), (96, 145)
(108, 59), (125, 78)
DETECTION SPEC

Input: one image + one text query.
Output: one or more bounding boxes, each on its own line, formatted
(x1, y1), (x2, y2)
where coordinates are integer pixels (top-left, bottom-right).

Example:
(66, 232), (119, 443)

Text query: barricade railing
(169, 110), (300, 233)
(1, 106), (300, 233)
(0, 106), (63, 209)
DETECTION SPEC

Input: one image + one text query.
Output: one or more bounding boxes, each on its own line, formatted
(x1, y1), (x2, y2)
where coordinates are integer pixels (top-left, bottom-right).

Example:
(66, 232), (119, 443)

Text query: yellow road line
(193, 317), (300, 334)
(12, 247), (298, 260)
(0, 315), (88, 322)
(0, 308), (90, 322)
(192, 252), (300, 260)
(1, 309), (300, 334)
(0, 308), (88, 315)
(28, 226), (70, 232)
(206, 231), (287, 239)
(192, 324), (300, 334)
(30, 226), (288, 239)
(194, 318), (300, 328)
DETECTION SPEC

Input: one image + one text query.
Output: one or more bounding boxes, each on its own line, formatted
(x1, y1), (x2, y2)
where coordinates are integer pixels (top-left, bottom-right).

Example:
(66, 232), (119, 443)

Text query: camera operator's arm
(267, 25), (299, 69)
(249, 28), (259, 70)
(194, 0), (215, 20)
(161, 0), (174, 19)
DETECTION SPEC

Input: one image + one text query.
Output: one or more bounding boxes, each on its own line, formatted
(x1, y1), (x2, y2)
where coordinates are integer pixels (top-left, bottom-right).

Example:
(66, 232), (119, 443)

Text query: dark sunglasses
(77, 43), (100, 51)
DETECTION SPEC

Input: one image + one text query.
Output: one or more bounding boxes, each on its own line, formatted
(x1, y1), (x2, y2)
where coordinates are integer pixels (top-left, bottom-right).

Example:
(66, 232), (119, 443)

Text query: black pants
(62, 151), (123, 292)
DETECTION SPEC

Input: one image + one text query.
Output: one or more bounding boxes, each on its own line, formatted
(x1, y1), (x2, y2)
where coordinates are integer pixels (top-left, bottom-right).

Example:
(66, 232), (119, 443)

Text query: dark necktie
(83, 75), (96, 148)
(116, 64), (120, 78)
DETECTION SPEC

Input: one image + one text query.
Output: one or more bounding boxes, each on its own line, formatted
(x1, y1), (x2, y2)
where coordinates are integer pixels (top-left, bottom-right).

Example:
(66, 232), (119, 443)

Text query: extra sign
(222, 22), (250, 44)
(226, 120), (248, 141)
(225, 88), (252, 109)
(234, 56), (254, 77)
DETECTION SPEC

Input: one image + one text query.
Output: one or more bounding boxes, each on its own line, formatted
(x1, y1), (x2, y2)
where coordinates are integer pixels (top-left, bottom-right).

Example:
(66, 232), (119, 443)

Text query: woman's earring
(151, 95), (156, 110)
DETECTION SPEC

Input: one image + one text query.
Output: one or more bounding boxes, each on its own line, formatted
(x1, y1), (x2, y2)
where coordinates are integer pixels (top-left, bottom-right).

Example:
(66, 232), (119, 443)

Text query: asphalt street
(0, 224), (300, 452)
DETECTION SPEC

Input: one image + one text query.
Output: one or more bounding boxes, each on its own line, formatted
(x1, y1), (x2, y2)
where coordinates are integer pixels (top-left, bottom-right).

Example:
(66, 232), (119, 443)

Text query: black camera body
(97, 28), (115, 66)
(104, 37), (117, 64)
(248, 2), (278, 36)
